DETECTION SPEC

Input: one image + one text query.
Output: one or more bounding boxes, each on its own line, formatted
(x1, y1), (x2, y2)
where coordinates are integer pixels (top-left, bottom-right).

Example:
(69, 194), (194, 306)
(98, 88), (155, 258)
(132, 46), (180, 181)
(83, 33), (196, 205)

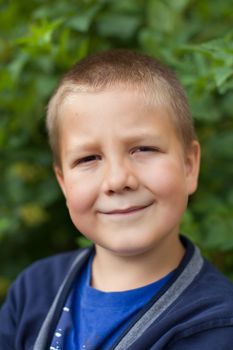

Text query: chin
(101, 241), (154, 258)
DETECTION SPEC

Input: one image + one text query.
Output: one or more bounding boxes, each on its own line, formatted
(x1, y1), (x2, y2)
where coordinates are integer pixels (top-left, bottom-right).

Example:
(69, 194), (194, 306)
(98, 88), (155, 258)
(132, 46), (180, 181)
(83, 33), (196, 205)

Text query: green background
(1, 0), (233, 303)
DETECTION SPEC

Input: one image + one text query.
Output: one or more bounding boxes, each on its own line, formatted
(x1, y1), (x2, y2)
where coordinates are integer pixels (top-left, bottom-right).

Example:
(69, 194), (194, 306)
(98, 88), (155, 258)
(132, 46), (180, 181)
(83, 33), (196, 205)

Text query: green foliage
(1, 0), (233, 301)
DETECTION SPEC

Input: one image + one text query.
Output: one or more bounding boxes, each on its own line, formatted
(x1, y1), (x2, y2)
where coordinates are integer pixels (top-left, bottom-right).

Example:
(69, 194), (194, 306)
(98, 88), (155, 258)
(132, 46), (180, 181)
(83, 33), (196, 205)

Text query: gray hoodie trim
(33, 249), (90, 350)
(113, 246), (204, 350)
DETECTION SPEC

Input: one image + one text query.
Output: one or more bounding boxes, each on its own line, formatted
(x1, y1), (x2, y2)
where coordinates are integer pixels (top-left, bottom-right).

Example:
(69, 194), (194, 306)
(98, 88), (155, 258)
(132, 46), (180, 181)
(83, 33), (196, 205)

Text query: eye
(76, 155), (101, 165)
(132, 146), (160, 153)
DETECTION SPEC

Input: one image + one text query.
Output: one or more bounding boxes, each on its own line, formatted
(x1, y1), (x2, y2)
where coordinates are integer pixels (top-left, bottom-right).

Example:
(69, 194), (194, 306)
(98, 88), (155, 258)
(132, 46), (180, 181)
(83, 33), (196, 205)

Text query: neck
(91, 234), (185, 292)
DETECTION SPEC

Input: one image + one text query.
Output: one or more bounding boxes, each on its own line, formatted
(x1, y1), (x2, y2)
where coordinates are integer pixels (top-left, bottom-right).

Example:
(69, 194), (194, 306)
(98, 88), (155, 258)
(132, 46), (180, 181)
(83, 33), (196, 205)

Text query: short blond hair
(46, 49), (197, 165)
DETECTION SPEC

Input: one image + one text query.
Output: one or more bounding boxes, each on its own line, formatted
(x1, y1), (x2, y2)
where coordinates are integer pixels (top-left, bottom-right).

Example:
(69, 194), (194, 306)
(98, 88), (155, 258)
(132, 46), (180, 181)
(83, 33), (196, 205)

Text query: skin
(55, 88), (200, 292)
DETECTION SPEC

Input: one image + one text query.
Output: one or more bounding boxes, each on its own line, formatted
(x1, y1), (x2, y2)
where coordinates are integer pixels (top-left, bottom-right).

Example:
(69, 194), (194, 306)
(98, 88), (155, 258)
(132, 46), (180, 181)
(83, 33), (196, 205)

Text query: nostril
(102, 162), (139, 194)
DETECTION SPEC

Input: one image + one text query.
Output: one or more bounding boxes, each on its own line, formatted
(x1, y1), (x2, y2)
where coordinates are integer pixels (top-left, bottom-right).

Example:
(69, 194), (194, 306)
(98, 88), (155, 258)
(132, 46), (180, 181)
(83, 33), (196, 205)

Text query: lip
(102, 202), (153, 215)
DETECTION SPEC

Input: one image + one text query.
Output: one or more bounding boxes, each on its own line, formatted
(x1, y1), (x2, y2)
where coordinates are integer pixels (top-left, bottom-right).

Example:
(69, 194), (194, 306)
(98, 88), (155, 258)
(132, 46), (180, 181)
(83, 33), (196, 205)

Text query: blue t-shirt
(50, 254), (173, 350)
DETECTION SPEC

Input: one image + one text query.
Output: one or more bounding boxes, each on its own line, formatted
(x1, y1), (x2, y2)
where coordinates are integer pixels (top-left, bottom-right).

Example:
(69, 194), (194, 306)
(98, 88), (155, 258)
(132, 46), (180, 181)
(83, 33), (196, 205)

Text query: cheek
(143, 161), (187, 198)
(65, 178), (98, 214)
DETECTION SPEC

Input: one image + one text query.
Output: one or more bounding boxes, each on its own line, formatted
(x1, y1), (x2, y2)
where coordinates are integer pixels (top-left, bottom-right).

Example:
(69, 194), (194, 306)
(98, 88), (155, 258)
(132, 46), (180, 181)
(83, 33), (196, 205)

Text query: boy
(0, 49), (233, 350)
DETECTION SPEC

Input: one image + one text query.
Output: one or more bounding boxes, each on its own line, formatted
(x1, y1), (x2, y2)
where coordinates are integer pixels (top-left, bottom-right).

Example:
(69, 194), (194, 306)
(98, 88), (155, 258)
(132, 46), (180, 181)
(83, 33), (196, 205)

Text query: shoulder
(1, 248), (92, 321)
(0, 248), (92, 349)
(164, 258), (233, 347)
(178, 236), (233, 309)
(171, 257), (233, 321)
(147, 249), (233, 349)
(187, 258), (233, 306)
(12, 248), (91, 299)
(19, 250), (80, 283)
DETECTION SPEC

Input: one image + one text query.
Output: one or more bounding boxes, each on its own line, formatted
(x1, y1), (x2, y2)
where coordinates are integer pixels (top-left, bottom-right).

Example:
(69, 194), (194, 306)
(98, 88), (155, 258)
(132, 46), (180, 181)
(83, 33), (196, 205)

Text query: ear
(54, 165), (67, 198)
(185, 140), (201, 195)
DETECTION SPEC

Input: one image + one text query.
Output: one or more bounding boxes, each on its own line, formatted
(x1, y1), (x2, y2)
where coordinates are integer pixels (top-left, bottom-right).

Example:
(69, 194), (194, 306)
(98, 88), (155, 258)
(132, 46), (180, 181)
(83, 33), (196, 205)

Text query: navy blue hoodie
(0, 237), (233, 349)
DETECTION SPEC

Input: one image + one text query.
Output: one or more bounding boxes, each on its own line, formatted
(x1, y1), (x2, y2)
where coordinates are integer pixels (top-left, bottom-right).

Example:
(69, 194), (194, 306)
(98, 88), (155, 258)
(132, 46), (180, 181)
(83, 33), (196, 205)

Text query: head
(47, 49), (197, 167)
(46, 49), (200, 258)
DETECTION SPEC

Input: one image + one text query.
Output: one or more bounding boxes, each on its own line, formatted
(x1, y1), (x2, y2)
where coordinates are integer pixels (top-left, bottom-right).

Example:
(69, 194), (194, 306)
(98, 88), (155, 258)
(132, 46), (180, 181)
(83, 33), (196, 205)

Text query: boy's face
(55, 88), (200, 257)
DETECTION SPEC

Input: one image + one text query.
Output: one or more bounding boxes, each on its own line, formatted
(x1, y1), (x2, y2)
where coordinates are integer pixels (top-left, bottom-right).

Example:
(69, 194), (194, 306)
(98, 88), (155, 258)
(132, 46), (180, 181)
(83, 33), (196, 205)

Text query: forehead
(59, 88), (175, 130)
(58, 89), (182, 148)
(59, 80), (172, 108)
(59, 83), (174, 117)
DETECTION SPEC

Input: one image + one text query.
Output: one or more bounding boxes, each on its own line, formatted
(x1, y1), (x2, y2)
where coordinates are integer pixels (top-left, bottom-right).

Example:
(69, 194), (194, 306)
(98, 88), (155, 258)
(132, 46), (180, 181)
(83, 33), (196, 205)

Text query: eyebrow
(117, 131), (166, 147)
(65, 141), (98, 156)
(121, 133), (164, 144)
(65, 132), (165, 156)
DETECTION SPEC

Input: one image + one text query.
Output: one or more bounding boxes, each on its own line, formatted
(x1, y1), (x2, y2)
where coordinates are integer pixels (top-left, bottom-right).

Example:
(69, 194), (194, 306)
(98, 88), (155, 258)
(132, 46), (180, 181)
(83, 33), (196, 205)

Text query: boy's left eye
(132, 146), (159, 153)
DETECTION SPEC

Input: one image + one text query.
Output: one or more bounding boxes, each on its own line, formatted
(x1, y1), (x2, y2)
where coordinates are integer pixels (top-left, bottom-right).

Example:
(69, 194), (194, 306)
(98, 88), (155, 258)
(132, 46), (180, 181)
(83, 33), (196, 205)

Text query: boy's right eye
(76, 155), (101, 165)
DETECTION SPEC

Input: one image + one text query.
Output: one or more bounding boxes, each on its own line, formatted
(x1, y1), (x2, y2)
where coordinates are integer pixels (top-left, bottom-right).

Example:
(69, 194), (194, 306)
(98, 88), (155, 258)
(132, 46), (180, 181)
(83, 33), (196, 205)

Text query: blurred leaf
(66, 3), (102, 32)
(76, 236), (92, 248)
(146, 1), (176, 33)
(19, 203), (49, 227)
(0, 277), (10, 304)
(16, 19), (63, 54)
(214, 67), (233, 89)
(96, 13), (141, 39)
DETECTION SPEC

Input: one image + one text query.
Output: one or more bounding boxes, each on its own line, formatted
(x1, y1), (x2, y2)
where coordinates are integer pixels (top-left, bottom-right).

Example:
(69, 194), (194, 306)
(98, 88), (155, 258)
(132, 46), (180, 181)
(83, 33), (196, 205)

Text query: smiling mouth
(102, 202), (153, 215)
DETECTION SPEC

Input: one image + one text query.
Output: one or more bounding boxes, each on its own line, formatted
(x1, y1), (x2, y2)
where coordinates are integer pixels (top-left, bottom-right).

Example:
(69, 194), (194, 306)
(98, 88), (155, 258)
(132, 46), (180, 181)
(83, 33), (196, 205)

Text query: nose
(102, 157), (139, 194)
